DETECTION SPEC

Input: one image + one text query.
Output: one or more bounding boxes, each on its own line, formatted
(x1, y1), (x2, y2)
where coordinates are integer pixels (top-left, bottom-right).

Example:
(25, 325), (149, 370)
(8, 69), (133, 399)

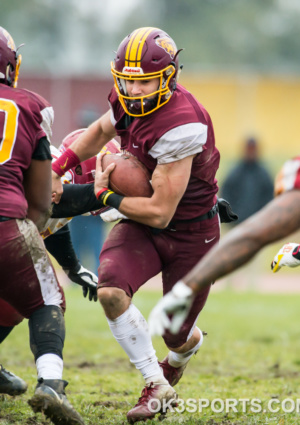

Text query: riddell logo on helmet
(123, 67), (144, 75)
(156, 37), (176, 59)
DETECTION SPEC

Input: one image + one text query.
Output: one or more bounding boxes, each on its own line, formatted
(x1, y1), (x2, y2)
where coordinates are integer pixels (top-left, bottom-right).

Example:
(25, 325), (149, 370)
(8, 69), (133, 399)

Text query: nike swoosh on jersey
(205, 237), (216, 243)
(132, 144), (139, 148)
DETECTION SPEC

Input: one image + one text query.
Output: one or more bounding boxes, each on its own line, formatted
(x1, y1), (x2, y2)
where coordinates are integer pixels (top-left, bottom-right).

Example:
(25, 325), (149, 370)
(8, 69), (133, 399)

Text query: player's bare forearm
(183, 190), (300, 293)
(119, 194), (173, 228)
(71, 111), (116, 161)
(119, 156), (194, 228)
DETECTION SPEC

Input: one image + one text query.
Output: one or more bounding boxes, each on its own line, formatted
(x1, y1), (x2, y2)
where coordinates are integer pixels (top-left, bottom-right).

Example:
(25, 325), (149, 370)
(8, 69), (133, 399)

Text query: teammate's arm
(24, 137), (52, 232)
(50, 184), (104, 218)
(44, 225), (98, 302)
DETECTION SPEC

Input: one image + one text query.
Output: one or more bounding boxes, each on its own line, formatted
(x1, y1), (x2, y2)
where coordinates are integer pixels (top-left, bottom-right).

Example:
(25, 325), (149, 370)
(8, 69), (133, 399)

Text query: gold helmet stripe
(126, 27), (151, 67)
(135, 27), (153, 65)
(125, 27), (159, 68)
(125, 28), (140, 67)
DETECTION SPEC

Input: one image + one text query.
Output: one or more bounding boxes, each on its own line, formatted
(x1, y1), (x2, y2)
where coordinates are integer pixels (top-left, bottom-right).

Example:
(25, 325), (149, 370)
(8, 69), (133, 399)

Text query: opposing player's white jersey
(274, 156), (300, 197)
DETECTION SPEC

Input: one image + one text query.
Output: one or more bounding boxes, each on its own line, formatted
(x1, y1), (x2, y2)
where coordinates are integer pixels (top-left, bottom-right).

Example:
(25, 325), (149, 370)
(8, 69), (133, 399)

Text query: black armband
(96, 189), (124, 210)
(51, 183), (104, 218)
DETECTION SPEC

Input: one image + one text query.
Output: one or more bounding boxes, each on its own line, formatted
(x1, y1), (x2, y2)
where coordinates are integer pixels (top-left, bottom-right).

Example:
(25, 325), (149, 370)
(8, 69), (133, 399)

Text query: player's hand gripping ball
(101, 153), (153, 197)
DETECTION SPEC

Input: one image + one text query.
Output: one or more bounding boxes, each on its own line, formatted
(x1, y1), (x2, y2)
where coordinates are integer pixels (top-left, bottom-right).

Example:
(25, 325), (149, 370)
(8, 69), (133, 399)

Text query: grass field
(1, 285), (300, 425)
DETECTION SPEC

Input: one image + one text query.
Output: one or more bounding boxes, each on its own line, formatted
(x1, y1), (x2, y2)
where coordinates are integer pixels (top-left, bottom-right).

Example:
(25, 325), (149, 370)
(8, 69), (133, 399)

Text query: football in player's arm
(51, 26), (224, 423)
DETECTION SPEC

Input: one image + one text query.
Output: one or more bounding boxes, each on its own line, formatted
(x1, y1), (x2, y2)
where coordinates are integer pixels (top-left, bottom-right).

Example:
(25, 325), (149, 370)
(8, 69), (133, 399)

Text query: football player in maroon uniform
(148, 156), (300, 336)
(51, 27), (222, 422)
(0, 131), (122, 393)
(0, 27), (85, 425)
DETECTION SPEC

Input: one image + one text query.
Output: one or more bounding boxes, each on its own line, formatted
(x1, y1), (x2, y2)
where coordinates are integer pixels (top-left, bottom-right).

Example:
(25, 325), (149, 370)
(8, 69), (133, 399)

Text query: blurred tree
(2, 0), (300, 75)
(144, 0), (300, 73)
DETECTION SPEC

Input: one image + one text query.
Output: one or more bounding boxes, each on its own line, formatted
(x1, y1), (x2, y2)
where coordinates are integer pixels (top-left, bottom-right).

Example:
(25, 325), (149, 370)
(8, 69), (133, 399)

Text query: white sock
(36, 353), (63, 380)
(168, 327), (204, 368)
(107, 303), (168, 385)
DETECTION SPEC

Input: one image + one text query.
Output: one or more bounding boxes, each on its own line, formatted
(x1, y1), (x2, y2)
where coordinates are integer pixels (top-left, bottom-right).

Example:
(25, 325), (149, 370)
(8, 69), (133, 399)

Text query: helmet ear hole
(74, 165), (83, 176)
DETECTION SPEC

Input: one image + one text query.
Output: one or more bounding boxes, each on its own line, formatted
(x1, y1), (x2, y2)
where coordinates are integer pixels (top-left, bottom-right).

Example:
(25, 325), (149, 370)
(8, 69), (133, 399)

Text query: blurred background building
(4, 0), (300, 283)
(4, 0), (300, 172)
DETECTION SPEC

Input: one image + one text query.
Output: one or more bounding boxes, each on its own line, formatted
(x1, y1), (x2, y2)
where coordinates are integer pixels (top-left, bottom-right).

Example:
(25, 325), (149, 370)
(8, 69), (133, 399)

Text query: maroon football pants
(0, 218), (65, 319)
(98, 215), (220, 348)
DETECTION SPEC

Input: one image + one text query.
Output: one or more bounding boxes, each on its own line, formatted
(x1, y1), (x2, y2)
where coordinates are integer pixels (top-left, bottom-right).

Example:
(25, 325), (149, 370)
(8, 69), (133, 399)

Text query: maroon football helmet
(111, 27), (182, 117)
(60, 128), (121, 184)
(0, 26), (22, 87)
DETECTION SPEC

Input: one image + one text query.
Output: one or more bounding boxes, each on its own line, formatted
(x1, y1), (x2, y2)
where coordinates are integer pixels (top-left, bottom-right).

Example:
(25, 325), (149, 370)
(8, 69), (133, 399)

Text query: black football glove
(64, 265), (98, 302)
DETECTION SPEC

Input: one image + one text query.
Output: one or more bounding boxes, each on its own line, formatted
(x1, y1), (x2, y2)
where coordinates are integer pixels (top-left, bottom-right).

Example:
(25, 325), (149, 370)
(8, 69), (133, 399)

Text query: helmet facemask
(111, 63), (176, 117)
(12, 52), (22, 88)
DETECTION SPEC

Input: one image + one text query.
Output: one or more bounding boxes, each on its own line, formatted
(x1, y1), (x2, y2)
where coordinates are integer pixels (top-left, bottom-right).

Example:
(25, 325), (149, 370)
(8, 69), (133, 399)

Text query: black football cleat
(28, 378), (85, 425)
(0, 364), (28, 396)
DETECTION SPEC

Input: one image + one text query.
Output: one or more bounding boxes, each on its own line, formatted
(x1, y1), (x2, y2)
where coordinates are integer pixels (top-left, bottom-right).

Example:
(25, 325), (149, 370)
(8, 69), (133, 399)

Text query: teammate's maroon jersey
(0, 85), (53, 218)
(108, 83), (220, 220)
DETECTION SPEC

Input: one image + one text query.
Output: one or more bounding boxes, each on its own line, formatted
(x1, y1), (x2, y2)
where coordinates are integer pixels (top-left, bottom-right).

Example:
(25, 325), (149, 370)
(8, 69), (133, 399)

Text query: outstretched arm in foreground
(149, 189), (300, 335)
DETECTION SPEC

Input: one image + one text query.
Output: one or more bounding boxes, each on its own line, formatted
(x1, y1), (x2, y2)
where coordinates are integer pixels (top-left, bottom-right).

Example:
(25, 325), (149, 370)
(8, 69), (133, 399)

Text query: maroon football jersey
(109, 83), (220, 220)
(0, 85), (53, 218)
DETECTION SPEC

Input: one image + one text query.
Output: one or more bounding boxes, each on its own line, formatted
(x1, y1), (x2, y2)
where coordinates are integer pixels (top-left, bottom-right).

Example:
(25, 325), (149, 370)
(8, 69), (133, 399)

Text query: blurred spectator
(220, 137), (274, 289)
(220, 137), (274, 225)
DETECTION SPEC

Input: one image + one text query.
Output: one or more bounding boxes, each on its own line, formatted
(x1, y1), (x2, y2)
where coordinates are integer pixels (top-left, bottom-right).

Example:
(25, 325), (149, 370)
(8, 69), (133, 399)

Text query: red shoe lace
(160, 362), (179, 378)
(136, 383), (155, 405)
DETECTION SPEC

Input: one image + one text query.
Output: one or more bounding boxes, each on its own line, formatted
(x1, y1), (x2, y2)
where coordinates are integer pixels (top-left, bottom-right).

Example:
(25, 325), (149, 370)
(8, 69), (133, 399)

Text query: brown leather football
(102, 153), (153, 197)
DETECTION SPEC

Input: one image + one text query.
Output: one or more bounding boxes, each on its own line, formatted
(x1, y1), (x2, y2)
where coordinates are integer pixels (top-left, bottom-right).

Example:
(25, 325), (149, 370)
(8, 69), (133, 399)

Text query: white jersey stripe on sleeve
(149, 122), (208, 164)
(40, 106), (54, 142)
(274, 158), (300, 196)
